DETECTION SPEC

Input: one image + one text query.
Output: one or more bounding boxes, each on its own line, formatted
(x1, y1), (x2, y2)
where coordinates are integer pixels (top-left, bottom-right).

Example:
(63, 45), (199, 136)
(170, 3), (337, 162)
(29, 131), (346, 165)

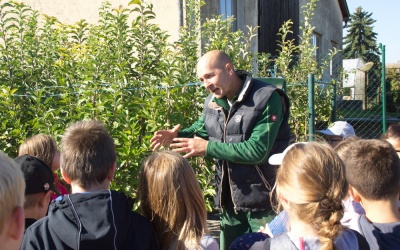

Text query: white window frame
(220, 0), (232, 17)
(312, 32), (322, 63)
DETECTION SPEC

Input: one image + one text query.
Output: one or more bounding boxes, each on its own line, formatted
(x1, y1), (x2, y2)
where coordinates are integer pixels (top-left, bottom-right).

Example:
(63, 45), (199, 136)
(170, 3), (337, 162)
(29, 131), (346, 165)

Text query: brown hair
(138, 151), (208, 250)
(381, 123), (400, 140)
(24, 193), (43, 209)
(275, 142), (347, 250)
(61, 120), (116, 189)
(19, 134), (58, 168)
(340, 139), (400, 200)
(334, 136), (361, 156)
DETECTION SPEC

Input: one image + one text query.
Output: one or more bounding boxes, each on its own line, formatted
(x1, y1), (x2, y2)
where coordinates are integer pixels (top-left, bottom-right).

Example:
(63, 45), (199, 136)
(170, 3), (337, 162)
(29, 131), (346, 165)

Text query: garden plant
(0, 0), (340, 210)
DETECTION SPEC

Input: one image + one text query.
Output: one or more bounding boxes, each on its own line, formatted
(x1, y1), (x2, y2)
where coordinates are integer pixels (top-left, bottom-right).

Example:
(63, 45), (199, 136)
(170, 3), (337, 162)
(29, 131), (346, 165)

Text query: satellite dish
(358, 62), (374, 72)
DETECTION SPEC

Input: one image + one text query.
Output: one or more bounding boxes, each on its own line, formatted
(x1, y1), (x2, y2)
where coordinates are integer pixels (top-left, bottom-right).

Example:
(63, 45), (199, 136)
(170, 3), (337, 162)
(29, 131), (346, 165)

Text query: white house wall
(21, 0), (182, 43)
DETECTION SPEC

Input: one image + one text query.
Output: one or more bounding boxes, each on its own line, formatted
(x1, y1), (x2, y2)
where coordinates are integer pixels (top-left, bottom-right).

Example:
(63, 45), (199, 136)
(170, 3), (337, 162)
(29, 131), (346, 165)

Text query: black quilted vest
(203, 74), (290, 212)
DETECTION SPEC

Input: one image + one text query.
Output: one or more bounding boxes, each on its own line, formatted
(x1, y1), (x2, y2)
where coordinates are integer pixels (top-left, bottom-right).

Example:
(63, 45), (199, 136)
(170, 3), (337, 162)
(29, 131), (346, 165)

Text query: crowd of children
(0, 120), (400, 249)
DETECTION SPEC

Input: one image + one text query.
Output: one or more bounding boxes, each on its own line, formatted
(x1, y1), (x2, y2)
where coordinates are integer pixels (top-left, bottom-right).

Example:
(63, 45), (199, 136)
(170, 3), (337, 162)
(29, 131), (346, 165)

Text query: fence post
(331, 82), (337, 123)
(380, 43), (387, 133)
(308, 74), (315, 141)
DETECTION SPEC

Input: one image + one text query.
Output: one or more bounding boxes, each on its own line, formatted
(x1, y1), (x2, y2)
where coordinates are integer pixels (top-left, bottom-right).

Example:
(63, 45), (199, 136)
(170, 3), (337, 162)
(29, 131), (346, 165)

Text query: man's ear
(7, 206), (24, 240)
(225, 62), (234, 73)
(61, 169), (72, 184)
(107, 162), (117, 181)
(348, 185), (362, 203)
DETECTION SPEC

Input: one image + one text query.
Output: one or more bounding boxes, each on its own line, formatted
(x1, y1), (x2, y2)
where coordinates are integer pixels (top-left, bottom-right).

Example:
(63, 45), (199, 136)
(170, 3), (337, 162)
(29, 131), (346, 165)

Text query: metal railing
(307, 45), (391, 140)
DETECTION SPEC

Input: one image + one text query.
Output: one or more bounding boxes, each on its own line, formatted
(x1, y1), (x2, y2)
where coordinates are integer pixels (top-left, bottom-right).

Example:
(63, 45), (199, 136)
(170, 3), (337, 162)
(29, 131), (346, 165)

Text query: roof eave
(338, 0), (350, 22)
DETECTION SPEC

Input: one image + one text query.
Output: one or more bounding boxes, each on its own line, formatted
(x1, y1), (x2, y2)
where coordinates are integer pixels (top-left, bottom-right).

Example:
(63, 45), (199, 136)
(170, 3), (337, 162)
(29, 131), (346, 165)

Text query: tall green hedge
(0, 0), (335, 211)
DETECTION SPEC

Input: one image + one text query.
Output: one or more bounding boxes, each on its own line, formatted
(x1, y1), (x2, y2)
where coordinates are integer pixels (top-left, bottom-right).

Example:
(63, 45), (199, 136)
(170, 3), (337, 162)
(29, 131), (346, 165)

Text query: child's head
(334, 136), (361, 156)
(381, 124), (400, 156)
(382, 123), (400, 140)
(138, 151), (207, 249)
(14, 155), (59, 219)
(275, 142), (348, 250)
(340, 139), (400, 201)
(0, 151), (25, 248)
(61, 120), (116, 190)
(19, 134), (60, 172)
(316, 121), (356, 148)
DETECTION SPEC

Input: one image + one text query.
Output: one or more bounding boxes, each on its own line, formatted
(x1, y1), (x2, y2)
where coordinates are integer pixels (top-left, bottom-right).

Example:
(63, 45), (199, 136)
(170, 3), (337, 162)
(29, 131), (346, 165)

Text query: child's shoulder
(358, 214), (400, 249)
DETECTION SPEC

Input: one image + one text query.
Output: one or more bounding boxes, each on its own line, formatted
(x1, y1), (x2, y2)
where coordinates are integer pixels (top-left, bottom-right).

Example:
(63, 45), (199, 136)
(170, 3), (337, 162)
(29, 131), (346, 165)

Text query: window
(330, 41), (338, 77)
(219, 0), (237, 30)
(312, 32), (321, 64)
(220, 0), (232, 17)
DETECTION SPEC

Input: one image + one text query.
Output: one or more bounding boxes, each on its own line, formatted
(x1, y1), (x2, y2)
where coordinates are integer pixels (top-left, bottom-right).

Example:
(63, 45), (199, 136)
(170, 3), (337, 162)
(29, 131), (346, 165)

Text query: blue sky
(345, 0), (400, 63)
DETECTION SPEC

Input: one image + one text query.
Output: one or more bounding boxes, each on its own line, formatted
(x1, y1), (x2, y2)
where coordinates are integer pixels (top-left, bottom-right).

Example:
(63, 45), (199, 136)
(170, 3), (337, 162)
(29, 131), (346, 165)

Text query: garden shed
(343, 58), (374, 109)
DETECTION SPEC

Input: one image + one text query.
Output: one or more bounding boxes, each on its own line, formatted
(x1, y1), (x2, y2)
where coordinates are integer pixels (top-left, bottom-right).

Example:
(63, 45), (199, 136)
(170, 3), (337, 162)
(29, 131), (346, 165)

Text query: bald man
(150, 50), (290, 249)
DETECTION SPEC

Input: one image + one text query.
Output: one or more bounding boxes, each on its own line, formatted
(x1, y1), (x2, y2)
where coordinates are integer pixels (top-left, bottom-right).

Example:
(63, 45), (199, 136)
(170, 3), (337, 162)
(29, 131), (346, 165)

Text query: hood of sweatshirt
(48, 190), (137, 249)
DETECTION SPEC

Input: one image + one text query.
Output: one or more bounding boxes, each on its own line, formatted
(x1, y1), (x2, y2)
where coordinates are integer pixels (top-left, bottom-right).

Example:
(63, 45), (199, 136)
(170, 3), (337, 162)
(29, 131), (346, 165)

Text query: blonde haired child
(0, 151), (25, 250)
(19, 134), (69, 200)
(251, 142), (368, 250)
(138, 151), (219, 250)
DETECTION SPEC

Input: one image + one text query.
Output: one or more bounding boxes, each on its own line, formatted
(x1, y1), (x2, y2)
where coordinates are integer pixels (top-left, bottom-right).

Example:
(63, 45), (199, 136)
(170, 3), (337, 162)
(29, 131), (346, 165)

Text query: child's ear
(278, 195), (290, 209)
(349, 185), (361, 203)
(107, 162), (117, 181)
(61, 169), (71, 184)
(39, 191), (52, 208)
(8, 206), (24, 240)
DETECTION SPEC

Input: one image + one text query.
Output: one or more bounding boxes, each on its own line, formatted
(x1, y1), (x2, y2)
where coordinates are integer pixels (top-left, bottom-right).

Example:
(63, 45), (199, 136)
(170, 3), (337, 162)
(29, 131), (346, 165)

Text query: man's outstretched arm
(150, 124), (181, 151)
(171, 92), (283, 164)
(150, 116), (208, 151)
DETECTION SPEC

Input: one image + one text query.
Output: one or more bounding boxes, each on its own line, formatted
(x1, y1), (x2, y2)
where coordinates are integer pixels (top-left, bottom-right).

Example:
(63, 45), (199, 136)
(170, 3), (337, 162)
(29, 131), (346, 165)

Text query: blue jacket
(22, 190), (159, 250)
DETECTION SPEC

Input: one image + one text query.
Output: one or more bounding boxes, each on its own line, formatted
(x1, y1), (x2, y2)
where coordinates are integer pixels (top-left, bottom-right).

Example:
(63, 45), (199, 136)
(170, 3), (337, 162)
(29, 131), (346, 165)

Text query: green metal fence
(308, 44), (397, 140)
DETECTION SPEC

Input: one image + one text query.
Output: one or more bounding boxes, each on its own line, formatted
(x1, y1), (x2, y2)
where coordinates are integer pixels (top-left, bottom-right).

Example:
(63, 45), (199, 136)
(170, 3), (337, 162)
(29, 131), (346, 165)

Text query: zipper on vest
(226, 161), (238, 214)
(219, 166), (224, 213)
(223, 103), (239, 213)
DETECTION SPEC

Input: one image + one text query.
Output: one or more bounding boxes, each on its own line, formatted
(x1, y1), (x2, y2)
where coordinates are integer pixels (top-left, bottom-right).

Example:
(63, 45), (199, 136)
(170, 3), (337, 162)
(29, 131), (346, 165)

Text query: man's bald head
(196, 50), (242, 100)
(197, 50), (233, 72)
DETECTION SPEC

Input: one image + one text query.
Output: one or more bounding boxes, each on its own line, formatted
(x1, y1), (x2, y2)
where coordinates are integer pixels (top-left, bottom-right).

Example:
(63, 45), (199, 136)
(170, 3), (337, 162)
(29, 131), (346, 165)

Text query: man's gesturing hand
(170, 136), (208, 158)
(150, 124), (181, 151)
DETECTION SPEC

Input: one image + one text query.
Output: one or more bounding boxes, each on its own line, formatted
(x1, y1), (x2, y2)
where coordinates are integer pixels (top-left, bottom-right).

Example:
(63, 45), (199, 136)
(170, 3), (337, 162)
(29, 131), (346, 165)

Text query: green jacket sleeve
(177, 115), (209, 139)
(205, 91), (283, 165)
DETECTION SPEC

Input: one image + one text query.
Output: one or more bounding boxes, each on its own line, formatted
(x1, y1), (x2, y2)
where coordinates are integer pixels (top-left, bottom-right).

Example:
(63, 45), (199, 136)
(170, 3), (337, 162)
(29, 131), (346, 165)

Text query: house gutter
(338, 0), (350, 28)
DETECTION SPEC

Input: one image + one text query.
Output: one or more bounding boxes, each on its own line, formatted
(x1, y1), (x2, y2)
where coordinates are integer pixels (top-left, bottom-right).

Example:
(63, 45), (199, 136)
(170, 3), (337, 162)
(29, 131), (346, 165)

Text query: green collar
(214, 97), (230, 112)
(212, 79), (245, 110)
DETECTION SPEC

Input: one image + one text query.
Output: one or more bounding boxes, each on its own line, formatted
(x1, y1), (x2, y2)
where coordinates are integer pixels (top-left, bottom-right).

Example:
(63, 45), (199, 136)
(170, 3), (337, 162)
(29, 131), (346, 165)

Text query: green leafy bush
(274, 0), (337, 140)
(0, 0), (336, 211)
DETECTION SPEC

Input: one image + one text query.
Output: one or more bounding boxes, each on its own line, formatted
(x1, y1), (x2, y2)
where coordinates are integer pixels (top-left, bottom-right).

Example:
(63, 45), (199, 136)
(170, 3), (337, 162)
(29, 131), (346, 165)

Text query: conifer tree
(343, 7), (379, 59)
(343, 7), (381, 104)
